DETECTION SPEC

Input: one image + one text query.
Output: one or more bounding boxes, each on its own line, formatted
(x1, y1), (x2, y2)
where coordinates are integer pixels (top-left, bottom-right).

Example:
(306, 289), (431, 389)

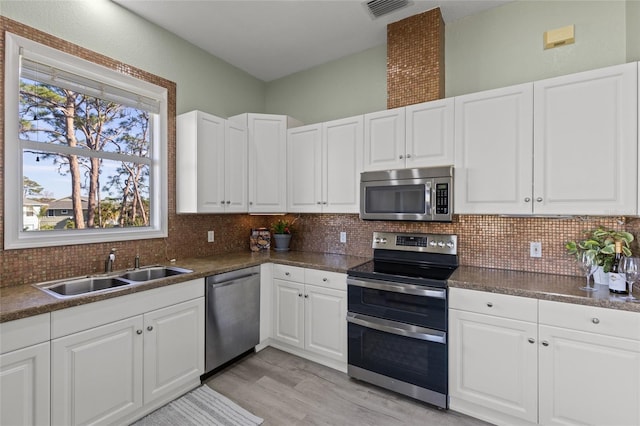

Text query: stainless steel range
(346, 231), (458, 409)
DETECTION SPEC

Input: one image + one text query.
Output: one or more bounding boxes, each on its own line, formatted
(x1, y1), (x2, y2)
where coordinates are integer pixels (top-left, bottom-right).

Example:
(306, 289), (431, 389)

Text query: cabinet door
(449, 309), (538, 423)
(405, 98), (454, 168)
(225, 119), (248, 212)
(143, 298), (204, 405)
(539, 325), (640, 426)
(534, 62), (638, 215)
(247, 114), (288, 213)
(323, 116), (364, 213)
(273, 279), (304, 349)
(454, 83), (533, 214)
(363, 107), (405, 171)
(287, 124), (322, 213)
(304, 285), (347, 362)
(0, 342), (50, 426)
(176, 111), (226, 213)
(52, 316), (143, 426)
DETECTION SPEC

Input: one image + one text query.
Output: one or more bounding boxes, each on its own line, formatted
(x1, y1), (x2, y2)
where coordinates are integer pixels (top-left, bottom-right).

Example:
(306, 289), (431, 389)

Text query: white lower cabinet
(0, 314), (51, 426)
(538, 301), (640, 426)
(450, 288), (640, 426)
(271, 264), (347, 371)
(51, 279), (204, 426)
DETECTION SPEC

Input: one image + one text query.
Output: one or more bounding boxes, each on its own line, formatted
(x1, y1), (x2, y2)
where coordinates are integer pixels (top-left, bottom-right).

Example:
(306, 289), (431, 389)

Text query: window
(5, 33), (168, 249)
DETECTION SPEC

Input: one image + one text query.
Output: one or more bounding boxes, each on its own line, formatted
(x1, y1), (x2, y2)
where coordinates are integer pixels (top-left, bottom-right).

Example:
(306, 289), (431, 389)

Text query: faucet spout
(105, 248), (116, 273)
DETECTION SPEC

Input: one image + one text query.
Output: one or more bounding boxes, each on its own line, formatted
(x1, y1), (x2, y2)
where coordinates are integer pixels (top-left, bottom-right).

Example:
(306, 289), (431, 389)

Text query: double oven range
(346, 231), (458, 409)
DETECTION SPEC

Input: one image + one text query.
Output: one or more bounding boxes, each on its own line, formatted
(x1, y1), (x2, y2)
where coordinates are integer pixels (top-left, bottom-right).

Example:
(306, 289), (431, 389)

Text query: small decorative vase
(273, 234), (291, 252)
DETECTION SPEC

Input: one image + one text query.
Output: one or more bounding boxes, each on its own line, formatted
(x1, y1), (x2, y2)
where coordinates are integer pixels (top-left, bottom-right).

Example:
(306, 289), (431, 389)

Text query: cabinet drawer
(273, 264), (305, 282)
(449, 288), (537, 322)
(0, 313), (50, 354)
(305, 269), (346, 291)
(539, 300), (640, 341)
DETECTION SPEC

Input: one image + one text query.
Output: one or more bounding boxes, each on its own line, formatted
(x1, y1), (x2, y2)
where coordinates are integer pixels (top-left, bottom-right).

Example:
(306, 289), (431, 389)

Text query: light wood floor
(204, 347), (492, 426)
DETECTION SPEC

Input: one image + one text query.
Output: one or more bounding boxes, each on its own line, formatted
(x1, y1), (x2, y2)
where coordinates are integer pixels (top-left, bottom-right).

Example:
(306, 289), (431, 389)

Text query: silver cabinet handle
(220, 200), (225, 204)
(528, 338), (535, 344)
(249, 201), (253, 205)
(406, 154), (412, 158)
(536, 197), (543, 202)
(486, 302), (493, 308)
(136, 329), (143, 335)
(304, 294), (309, 298)
(147, 326), (153, 331)
(226, 201), (230, 204)
(322, 278), (328, 282)
(298, 293), (303, 297)
(317, 201), (322, 205)
(399, 154), (404, 159)
(524, 197), (531, 202)
(323, 201), (328, 205)
(285, 272), (290, 276)
(542, 341), (549, 347)
(592, 318), (600, 324)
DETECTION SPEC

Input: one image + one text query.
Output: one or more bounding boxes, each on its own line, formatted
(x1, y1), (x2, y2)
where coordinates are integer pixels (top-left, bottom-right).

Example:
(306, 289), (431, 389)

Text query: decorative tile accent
(387, 8), (444, 108)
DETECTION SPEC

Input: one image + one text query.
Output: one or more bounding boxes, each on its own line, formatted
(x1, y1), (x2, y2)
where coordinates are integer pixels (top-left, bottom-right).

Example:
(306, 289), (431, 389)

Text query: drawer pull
(592, 318), (600, 324)
(298, 293), (303, 297)
(136, 329), (143, 335)
(285, 272), (290, 276)
(542, 341), (549, 347)
(528, 338), (535, 344)
(486, 302), (493, 308)
(147, 326), (153, 331)
(322, 278), (328, 282)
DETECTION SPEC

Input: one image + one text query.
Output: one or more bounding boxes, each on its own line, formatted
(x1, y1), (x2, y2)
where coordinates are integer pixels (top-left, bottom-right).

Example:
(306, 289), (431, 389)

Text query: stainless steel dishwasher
(205, 266), (260, 374)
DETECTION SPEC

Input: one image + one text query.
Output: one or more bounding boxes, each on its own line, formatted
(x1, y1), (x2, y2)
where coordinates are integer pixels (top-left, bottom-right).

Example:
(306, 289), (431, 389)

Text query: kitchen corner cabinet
(230, 113), (303, 213)
(50, 279), (204, 426)
(272, 265), (347, 371)
(449, 288), (538, 425)
(455, 62), (638, 216)
(364, 99), (454, 172)
(450, 288), (640, 426)
(176, 110), (248, 213)
(287, 115), (363, 213)
(0, 314), (50, 426)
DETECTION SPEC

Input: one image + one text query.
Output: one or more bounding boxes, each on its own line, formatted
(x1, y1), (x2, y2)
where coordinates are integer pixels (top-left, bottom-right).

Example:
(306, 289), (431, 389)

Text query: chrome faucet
(105, 248), (116, 273)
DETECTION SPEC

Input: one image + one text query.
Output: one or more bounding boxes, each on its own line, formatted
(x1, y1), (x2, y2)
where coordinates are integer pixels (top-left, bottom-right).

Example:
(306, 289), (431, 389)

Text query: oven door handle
(346, 312), (446, 344)
(347, 277), (446, 299)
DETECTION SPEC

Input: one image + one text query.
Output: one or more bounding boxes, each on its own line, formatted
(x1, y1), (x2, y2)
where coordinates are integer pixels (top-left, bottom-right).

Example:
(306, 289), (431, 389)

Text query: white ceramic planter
(592, 266), (609, 286)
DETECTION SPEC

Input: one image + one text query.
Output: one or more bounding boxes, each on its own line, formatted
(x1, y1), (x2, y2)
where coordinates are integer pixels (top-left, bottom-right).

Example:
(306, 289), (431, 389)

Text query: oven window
(348, 323), (447, 394)
(348, 286), (446, 330)
(365, 184), (426, 214)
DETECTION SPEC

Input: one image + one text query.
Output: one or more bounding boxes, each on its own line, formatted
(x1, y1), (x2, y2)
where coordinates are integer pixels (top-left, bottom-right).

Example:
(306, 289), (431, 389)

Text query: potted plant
(565, 227), (634, 284)
(271, 218), (294, 252)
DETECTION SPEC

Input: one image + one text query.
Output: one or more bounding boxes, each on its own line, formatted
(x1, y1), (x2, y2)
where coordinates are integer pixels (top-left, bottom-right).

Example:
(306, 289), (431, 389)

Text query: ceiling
(114, 0), (513, 82)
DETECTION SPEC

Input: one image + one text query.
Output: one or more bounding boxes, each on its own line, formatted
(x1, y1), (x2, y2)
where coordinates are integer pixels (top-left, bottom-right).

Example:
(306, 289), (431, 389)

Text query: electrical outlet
(340, 231), (347, 243)
(530, 242), (542, 258)
(207, 230), (215, 243)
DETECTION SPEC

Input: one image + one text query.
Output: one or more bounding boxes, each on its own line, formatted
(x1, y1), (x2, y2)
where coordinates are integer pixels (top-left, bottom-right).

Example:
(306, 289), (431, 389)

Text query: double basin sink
(33, 265), (193, 299)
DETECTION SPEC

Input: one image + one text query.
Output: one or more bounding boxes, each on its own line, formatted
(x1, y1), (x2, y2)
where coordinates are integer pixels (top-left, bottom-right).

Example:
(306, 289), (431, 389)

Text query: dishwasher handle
(207, 266), (260, 284)
(208, 275), (259, 289)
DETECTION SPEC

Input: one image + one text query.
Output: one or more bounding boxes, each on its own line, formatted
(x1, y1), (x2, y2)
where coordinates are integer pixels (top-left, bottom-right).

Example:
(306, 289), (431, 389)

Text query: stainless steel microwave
(360, 166), (453, 222)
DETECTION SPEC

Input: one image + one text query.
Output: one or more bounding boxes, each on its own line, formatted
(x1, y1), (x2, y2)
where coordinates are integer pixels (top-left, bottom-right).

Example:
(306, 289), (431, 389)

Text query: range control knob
(446, 241), (455, 248)
(429, 240), (437, 247)
(437, 241), (445, 248)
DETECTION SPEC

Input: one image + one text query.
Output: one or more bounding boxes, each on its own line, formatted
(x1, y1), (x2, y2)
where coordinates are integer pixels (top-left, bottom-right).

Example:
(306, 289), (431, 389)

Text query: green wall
(265, 45), (387, 124)
(628, 0), (640, 61)
(0, 0), (265, 117)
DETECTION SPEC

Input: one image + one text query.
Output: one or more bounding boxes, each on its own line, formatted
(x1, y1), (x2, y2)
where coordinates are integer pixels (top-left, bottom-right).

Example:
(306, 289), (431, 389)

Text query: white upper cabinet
(176, 111), (247, 213)
(364, 107), (405, 171)
(455, 83), (534, 215)
(533, 62), (638, 215)
(288, 116), (363, 213)
(405, 98), (455, 168)
(231, 113), (302, 213)
(455, 62), (638, 216)
(364, 100), (454, 172)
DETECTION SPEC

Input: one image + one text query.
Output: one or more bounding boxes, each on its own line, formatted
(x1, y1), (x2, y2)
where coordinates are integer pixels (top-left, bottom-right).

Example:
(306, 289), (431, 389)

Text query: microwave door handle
(347, 312), (446, 344)
(426, 181), (432, 217)
(347, 278), (446, 299)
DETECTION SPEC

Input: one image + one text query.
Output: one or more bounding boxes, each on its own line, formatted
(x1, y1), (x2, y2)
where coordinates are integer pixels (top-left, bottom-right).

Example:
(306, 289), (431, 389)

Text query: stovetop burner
(347, 231), (458, 287)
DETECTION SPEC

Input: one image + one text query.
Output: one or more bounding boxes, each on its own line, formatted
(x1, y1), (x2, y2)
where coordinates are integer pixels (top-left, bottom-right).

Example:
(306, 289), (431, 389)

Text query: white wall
(0, 0), (265, 117)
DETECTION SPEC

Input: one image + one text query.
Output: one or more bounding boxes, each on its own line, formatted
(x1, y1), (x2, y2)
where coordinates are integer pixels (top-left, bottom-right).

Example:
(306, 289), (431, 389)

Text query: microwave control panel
(435, 183), (449, 215)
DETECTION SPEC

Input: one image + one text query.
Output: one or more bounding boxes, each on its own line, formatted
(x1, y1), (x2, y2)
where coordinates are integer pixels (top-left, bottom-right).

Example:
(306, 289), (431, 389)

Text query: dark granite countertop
(0, 251), (369, 323)
(3, 252), (639, 323)
(450, 266), (640, 313)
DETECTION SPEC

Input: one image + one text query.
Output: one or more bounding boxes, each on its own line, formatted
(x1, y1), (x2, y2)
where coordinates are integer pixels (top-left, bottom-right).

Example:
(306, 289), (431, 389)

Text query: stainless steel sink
(33, 266), (193, 299)
(119, 266), (193, 283)
(35, 276), (130, 298)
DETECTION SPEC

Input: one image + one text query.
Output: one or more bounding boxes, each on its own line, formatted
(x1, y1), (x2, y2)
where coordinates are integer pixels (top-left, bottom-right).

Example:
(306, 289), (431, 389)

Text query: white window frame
(4, 32), (168, 249)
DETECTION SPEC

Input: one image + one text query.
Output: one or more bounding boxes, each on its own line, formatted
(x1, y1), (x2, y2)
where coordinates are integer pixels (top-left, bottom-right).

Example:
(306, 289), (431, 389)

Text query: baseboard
(449, 396), (537, 426)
